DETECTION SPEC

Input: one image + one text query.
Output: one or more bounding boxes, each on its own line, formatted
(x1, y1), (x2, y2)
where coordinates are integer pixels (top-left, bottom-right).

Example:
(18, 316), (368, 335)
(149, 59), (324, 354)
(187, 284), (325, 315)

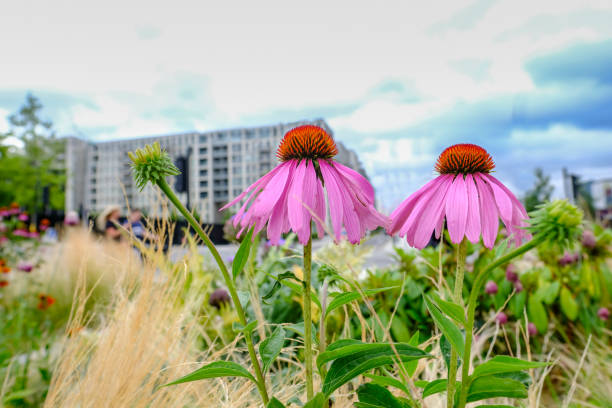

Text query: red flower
(0, 280), (9, 288)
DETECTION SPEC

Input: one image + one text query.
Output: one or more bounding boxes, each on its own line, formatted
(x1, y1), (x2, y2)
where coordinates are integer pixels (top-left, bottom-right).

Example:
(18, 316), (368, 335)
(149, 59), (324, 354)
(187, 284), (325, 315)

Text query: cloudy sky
(1, 0), (612, 209)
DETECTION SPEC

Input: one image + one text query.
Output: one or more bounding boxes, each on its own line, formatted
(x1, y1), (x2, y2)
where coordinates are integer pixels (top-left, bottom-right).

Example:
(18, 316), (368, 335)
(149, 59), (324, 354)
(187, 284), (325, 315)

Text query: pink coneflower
(598, 307), (610, 321)
(64, 211), (80, 226)
(17, 261), (33, 273)
(388, 144), (530, 249)
(12, 229), (29, 237)
(18, 213), (29, 222)
(221, 125), (387, 245)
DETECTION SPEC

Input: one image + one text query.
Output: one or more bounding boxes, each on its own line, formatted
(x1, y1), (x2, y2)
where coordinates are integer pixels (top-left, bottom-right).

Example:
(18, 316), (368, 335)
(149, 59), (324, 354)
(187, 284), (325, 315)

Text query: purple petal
(411, 175), (453, 249)
(388, 176), (443, 235)
(445, 175), (469, 244)
(319, 160), (344, 242)
(474, 173), (499, 248)
(333, 162), (375, 204)
(464, 174), (481, 244)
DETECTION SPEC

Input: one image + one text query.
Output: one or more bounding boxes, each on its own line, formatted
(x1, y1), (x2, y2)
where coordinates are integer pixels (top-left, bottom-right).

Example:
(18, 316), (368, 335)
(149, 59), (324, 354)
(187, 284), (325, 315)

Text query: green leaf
(403, 331), (421, 377)
(542, 281), (560, 304)
(422, 379), (448, 398)
(325, 287), (398, 318)
(285, 322), (319, 346)
(494, 370), (532, 388)
(259, 326), (286, 373)
(527, 296), (548, 334)
(471, 356), (549, 380)
(467, 375), (527, 402)
(363, 374), (410, 395)
(475, 406), (516, 408)
(267, 397), (286, 408)
(164, 361), (255, 386)
(232, 227), (254, 281)
(232, 319), (258, 335)
(560, 286), (578, 321)
(430, 294), (466, 325)
(424, 295), (465, 355)
(319, 340), (430, 396)
(263, 271), (321, 309)
(237, 290), (250, 309)
(355, 383), (409, 408)
(390, 317), (411, 343)
(303, 392), (326, 408)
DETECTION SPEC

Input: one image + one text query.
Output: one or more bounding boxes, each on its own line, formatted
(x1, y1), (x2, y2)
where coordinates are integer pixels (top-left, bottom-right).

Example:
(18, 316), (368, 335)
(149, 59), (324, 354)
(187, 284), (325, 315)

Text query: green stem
(303, 232), (314, 400)
(447, 239), (467, 408)
(457, 234), (545, 408)
(157, 178), (269, 405)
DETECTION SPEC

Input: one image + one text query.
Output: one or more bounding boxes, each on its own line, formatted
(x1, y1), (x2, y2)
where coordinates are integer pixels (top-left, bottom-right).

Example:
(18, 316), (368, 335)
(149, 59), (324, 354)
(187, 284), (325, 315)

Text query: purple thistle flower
(597, 307), (610, 321)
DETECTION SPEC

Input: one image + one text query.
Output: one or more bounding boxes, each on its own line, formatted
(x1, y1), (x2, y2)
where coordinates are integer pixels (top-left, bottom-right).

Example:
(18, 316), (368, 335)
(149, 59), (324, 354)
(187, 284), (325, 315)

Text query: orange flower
(1, 266), (10, 274)
(37, 294), (56, 310)
(0, 280), (9, 288)
(41, 218), (51, 226)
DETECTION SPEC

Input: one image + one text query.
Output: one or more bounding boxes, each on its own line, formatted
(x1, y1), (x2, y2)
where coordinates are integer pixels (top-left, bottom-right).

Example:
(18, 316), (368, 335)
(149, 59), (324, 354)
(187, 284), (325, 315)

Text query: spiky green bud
(128, 142), (180, 190)
(527, 199), (583, 247)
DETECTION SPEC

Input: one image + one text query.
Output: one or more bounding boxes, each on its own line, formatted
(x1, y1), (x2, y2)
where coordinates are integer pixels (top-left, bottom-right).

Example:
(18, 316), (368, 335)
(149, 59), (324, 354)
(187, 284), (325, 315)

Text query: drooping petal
(394, 176), (448, 239)
(464, 174), (481, 244)
(333, 162), (375, 204)
(484, 174), (531, 245)
(445, 174), (469, 244)
(287, 161), (309, 243)
(486, 174), (513, 229)
(474, 173), (499, 248)
(411, 175), (453, 249)
(220, 162), (285, 211)
(319, 160), (344, 242)
(388, 176), (443, 235)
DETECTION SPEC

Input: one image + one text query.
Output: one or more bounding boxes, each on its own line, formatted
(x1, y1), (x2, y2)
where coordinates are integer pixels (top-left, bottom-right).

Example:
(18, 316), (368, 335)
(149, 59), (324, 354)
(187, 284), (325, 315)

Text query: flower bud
(128, 142), (180, 190)
(485, 280), (498, 295)
(513, 281), (524, 293)
(598, 307), (610, 321)
(505, 264), (518, 282)
(209, 288), (231, 309)
(496, 312), (508, 325)
(582, 230), (597, 249)
(528, 200), (583, 247)
(527, 322), (537, 336)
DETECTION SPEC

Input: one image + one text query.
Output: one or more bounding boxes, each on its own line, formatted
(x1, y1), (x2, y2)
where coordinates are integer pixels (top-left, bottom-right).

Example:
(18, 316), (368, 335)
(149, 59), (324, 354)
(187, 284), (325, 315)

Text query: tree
(524, 168), (554, 213)
(0, 94), (65, 219)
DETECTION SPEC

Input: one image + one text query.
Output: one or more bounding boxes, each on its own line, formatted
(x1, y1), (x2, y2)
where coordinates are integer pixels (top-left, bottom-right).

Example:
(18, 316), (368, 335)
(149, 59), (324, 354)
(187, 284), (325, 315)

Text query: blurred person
(97, 205), (122, 242)
(125, 208), (146, 241)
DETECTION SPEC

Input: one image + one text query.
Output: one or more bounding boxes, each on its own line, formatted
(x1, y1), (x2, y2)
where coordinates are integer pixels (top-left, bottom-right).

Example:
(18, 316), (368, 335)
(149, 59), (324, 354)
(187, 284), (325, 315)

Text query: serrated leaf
(527, 296), (548, 334)
(430, 294), (466, 325)
(232, 227), (254, 281)
(325, 287), (398, 318)
(259, 326), (285, 373)
(467, 375), (527, 402)
(164, 361), (255, 386)
(319, 340), (430, 396)
(422, 379), (449, 398)
(424, 295), (465, 355)
(560, 286), (578, 321)
(471, 356), (549, 380)
(267, 397), (286, 408)
(363, 374), (410, 395)
(356, 383), (409, 408)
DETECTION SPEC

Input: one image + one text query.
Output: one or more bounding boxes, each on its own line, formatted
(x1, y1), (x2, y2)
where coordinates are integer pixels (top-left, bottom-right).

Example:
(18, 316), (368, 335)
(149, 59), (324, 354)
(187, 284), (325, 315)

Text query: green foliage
(0, 94), (65, 213)
(233, 227), (254, 281)
(355, 383), (409, 408)
(524, 168), (554, 213)
(259, 326), (285, 374)
(164, 361), (256, 387)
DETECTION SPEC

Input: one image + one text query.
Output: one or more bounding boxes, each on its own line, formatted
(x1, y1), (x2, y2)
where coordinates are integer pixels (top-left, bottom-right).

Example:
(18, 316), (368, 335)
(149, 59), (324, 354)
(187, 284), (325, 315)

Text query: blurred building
(64, 119), (367, 223)
(563, 168), (612, 225)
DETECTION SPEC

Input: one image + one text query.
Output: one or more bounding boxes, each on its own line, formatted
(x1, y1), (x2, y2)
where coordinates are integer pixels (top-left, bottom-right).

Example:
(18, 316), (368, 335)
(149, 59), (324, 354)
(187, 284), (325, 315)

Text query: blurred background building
(64, 119), (367, 223)
(563, 168), (612, 226)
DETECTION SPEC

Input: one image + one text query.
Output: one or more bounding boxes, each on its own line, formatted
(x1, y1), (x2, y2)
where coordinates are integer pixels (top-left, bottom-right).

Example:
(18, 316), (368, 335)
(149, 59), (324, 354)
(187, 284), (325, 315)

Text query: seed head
(527, 199), (583, 246)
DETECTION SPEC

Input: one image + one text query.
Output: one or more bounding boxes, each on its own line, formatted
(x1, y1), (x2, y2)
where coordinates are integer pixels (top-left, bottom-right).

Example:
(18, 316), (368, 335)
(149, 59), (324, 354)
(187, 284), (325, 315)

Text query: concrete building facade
(65, 119), (367, 223)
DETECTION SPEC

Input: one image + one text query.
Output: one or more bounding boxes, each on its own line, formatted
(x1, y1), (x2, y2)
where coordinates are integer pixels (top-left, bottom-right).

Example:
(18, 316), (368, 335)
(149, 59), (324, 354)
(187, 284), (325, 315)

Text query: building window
(200, 159), (208, 165)
(199, 135), (207, 143)
(200, 169), (208, 176)
(200, 180), (208, 187)
(200, 191), (208, 198)
(199, 147), (207, 154)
